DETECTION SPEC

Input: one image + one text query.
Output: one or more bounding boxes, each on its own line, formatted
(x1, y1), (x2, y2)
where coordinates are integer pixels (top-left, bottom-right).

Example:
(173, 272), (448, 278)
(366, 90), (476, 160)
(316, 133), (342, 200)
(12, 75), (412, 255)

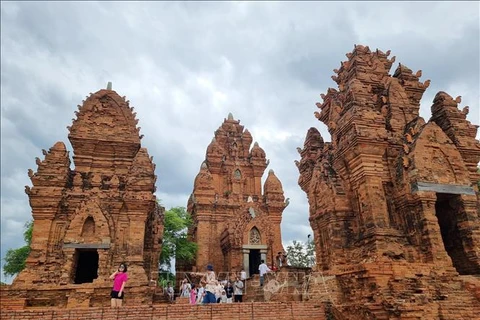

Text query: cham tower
(297, 46), (480, 318)
(184, 113), (287, 277)
(8, 85), (164, 308)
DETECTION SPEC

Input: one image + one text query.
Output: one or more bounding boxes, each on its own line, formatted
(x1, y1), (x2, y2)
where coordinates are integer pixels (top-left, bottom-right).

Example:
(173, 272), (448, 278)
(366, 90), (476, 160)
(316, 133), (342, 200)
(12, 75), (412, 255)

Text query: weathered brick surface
(182, 114), (287, 276)
(7, 88), (164, 307)
(0, 302), (327, 320)
(297, 45), (480, 318)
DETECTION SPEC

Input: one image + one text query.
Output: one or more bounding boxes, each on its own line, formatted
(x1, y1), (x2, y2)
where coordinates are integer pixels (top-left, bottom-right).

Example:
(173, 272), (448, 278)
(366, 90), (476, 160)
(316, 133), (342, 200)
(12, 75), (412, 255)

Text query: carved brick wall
(297, 45), (480, 318)
(183, 114), (287, 275)
(11, 88), (164, 307)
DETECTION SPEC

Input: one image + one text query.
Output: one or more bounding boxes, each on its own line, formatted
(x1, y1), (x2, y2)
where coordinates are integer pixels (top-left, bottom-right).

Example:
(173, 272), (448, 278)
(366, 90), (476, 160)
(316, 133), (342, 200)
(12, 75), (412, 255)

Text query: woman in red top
(109, 263), (128, 308)
(189, 283), (197, 305)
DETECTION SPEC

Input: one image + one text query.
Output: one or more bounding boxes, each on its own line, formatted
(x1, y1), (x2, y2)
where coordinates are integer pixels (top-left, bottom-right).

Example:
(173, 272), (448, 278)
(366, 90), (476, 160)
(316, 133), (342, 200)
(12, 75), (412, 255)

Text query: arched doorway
(435, 193), (480, 275)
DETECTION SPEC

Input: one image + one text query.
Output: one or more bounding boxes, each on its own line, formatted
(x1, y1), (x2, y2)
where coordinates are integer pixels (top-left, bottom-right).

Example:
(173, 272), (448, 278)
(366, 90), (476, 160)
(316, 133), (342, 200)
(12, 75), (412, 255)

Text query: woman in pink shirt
(189, 283), (197, 305)
(109, 263), (128, 307)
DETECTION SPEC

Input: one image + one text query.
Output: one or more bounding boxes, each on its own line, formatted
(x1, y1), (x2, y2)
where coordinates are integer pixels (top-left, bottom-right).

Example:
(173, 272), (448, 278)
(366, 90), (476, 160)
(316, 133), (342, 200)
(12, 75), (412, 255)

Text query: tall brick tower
(297, 45), (480, 318)
(186, 113), (287, 276)
(10, 86), (164, 308)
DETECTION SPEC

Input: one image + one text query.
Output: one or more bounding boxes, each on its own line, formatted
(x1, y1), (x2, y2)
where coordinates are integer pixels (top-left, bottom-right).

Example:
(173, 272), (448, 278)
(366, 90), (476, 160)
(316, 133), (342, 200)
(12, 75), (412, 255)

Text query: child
(220, 290), (228, 303)
(166, 282), (174, 303)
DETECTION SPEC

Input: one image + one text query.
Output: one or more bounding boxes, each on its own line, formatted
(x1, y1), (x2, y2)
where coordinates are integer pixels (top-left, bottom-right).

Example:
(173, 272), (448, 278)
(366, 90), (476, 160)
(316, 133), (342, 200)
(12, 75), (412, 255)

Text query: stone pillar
(243, 249), (250, 277)
(60, 248), (76, 285)
(96, 249), (110, 280)
(418, 192), (450, 264)
(260, 249), (267, 264)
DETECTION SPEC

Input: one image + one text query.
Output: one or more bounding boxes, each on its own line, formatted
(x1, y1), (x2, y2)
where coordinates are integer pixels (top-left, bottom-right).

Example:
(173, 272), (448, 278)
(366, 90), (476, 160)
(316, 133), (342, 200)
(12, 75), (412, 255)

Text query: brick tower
(10, 86), (164, 308)
(297, 45), (480, 318)
(185, 113), (287, 276)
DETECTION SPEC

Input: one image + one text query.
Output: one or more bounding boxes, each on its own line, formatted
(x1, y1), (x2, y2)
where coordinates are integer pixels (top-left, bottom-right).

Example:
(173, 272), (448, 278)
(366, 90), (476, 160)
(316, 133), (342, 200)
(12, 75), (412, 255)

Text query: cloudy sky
(1, 2), (479, 283)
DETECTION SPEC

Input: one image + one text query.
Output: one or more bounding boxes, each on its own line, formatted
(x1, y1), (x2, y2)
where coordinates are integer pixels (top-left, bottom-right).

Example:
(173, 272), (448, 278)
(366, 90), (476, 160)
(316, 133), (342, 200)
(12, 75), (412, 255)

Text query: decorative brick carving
(182, 114), (286, 275)
(10, 87), (164, 308)
(298, 45), (480, 318)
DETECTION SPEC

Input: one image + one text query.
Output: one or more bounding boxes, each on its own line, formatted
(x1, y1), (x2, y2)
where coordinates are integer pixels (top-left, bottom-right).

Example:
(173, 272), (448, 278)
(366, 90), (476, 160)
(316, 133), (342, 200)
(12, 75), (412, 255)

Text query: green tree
(3, 221), (33, 277)
(159, 206), (197, 271)
(158, 206), (198, 288)
(285, 237), (316, 268)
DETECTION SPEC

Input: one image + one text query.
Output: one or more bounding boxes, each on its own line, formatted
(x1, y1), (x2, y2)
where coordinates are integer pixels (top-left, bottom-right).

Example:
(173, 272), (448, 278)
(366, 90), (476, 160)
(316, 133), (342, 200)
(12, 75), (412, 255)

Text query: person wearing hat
(201, 264), (218, 303)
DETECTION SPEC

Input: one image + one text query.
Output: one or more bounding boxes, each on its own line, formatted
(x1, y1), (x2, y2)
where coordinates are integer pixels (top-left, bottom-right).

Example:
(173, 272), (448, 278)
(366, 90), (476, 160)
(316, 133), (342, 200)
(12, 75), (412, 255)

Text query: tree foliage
(3, 221), (33, 277)
(285, 238), (315, 268)
(159, 206), (197, 272)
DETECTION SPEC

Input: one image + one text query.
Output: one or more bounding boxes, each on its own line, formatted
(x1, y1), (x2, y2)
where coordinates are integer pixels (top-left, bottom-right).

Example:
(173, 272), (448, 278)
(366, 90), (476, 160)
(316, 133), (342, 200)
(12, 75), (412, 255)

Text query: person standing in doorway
(258, 260), (271, 287)
(109, 263), (128, 308)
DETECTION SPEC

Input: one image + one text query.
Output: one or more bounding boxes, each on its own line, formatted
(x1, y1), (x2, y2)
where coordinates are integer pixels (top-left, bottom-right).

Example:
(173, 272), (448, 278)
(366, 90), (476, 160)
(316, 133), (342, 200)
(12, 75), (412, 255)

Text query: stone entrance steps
(152, 287), (170, 304)
(243, 274), (266, 302)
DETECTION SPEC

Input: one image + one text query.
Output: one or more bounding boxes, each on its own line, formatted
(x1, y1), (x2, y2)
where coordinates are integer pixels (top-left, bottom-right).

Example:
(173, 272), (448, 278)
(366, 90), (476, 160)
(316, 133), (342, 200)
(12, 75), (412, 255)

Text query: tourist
(258, 260), (271, 287)
(281, 252), (288, 266)
(215, 283), (223, 303)
(166, 282), (174, 303)
(240, 268), (247, 282)
(201, 264), (218, 304)
(233, 276), (244, 302)
(109, 263), (128, 308)
(219, 290), (228, 303)
(180, 278), (191, 297)
(196, 282), (205, 304)
(276, 252), (283, 267)
(224, 281), (234, 303)
(189, 283), (197, 305)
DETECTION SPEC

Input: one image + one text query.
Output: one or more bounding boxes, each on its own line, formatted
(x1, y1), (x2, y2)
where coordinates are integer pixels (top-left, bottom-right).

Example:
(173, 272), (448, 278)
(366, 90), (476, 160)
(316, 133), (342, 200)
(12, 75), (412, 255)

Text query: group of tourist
(166, 264), (246, 304)
(109, 255), (287, 307)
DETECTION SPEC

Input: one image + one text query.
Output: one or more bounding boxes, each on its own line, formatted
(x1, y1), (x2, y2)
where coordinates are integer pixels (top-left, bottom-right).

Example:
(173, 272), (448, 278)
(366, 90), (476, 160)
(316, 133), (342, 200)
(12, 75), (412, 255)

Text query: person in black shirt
(224, 280), (234, 303)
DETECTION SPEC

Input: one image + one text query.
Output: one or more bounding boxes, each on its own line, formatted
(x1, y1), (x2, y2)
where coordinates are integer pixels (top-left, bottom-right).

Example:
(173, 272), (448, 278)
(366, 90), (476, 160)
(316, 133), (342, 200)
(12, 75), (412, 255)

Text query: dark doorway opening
(249, 249), (261, 276)
(435, 193), (479, 275)
(74, 249), (99, 284)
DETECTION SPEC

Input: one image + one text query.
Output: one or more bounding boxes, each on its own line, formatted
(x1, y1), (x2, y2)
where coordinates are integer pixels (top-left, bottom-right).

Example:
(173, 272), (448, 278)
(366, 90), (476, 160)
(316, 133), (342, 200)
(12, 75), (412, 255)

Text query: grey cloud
(1, 2), (479, 283)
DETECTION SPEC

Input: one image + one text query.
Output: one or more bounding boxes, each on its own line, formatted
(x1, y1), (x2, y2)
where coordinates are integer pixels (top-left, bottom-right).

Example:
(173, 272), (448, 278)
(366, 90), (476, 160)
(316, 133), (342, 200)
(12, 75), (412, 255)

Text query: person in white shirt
(240, 268), (247, 281)
(233, 276), (244, 302)
(201, 264), (218, 303)
(179, 278), (191, 297)
(196, 283), (205, 304)
(219, 290), (228, 303)
(258, 260), (271, 287)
